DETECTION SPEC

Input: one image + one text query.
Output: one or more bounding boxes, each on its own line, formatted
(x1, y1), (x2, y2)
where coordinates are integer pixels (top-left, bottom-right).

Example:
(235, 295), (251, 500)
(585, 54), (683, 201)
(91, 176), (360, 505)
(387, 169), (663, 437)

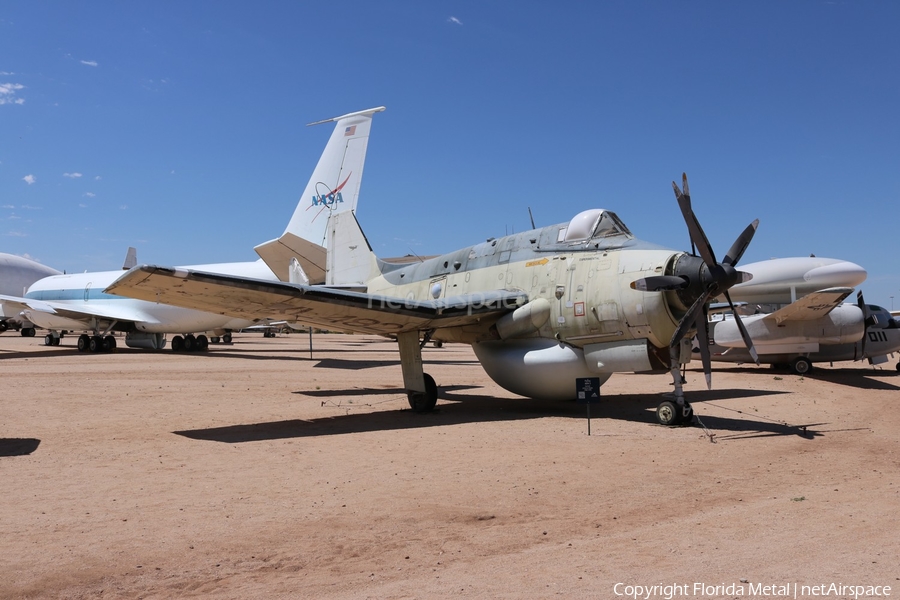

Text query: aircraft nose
(804, 261), (867, 288)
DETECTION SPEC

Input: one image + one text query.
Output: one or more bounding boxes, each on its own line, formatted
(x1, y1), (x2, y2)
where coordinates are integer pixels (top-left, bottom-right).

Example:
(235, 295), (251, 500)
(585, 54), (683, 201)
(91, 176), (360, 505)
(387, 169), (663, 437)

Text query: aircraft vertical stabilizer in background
(0, 106), (385, 352)
(254, 106), (385, 284)
(0, 253), (61, 334)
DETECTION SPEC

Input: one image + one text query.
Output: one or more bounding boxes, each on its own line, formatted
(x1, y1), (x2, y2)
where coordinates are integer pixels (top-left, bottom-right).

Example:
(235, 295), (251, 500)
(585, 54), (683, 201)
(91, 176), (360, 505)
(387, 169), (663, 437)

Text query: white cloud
(8, 214), (20, 220)
(21, 204), (42, 210)
(6, 231), (27, 237)
(0, 82), (25, 105)
(119, 205), (128, 210)
(80, 60), (98, 67)
(63, 172), (83, 178)
(2, 204), (14, 209)
(94, 175), (102, 181)
(78, 203), (88, 208)
(23, 174), (35, 185)
(83, 191), (95, 198)
(448, 16), (463, 25)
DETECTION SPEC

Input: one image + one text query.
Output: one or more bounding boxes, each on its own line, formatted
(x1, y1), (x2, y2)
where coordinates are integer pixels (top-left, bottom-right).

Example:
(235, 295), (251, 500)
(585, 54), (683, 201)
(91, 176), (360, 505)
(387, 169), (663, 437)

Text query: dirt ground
(1, 332), (899, 599)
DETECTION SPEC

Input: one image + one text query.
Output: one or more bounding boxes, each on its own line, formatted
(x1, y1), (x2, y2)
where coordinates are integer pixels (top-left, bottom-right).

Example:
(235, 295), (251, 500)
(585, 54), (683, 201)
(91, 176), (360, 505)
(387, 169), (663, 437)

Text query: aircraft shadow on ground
(174, 386), (810, 443)
(0, 438), (41, 456)
(700, 365), (900, 391)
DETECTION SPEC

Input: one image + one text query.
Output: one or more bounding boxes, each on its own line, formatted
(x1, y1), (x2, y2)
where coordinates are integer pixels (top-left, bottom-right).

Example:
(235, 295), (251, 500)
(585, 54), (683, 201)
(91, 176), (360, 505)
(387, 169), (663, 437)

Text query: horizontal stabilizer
(254, 232), (327, 284)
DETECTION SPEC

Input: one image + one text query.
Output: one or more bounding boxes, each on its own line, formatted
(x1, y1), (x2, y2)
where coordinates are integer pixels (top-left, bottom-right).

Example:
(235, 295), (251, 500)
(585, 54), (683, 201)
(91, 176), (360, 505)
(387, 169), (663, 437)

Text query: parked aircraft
(0, 253), (61, 334)
(724, 256), (867, 306)
(706, 290), (900, 373)
(108, 173), (761, 426)
(0, 106), (385, 352)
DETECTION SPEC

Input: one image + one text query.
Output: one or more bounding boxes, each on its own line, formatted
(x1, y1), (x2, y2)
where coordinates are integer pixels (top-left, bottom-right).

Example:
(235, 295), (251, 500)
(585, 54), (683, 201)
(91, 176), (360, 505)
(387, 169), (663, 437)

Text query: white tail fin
(326, 211), (378, 288)
(255, 106), (385, 283)
(122, 247), (137, 270)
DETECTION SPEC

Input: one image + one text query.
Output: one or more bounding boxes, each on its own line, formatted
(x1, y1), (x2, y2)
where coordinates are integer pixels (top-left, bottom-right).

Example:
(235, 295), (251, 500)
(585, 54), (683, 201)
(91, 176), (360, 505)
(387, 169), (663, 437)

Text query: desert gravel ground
(1, 332), (899, 599)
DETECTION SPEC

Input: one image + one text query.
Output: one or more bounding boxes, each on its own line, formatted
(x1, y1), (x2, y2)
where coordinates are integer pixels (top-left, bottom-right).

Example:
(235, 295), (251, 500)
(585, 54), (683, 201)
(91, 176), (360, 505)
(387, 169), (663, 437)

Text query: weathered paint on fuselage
(364, 221), (686, 352)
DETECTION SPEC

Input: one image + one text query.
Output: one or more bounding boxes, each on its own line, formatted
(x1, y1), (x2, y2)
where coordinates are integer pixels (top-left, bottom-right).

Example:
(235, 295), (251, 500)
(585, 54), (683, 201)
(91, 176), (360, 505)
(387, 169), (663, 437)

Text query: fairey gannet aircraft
(0, 253), (62, 334)
(108, 173), (761, 426)
(0, 106), (385, 352)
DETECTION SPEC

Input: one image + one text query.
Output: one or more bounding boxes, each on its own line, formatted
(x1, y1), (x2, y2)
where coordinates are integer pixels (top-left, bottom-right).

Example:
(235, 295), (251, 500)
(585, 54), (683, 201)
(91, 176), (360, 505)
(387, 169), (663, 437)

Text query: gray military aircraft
(707, 290), (900, 373)
(107, 174), (760, 426)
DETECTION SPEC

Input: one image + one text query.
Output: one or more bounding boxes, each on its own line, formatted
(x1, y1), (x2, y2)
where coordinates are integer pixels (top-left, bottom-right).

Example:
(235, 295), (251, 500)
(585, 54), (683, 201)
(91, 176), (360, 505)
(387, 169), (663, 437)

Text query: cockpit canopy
(560, 209), (632, 242)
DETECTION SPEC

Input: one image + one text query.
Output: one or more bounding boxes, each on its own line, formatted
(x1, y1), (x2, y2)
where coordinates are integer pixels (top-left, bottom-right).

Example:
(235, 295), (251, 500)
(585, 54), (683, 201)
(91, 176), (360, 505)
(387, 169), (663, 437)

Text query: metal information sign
(575, 377), (601, 435)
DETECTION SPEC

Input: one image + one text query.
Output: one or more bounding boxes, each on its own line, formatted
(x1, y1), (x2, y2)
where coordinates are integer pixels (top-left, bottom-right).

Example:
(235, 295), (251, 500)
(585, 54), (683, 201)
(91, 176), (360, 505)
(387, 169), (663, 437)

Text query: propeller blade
(674, 176), (717, 267)
(724, 290), (759, 364)
(670, 289), (711, 350)
(631, 275), (688, 292)
(722, 219), (760, 267)
(857, 290), (869, 358)
(694, 306), (713, 389)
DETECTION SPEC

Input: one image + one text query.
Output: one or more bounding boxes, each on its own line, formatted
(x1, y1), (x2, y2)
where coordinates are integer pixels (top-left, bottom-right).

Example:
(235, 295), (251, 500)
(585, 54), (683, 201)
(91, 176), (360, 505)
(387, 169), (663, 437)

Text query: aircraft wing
(763, 287), (853, 325)
(0, 293), (163, 325)
(106, 265), (527, 335)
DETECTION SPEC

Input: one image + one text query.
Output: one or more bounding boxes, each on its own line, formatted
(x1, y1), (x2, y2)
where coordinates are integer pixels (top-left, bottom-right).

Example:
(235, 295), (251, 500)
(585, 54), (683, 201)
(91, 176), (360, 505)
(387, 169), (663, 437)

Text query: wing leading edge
(105, 266), (527, 335)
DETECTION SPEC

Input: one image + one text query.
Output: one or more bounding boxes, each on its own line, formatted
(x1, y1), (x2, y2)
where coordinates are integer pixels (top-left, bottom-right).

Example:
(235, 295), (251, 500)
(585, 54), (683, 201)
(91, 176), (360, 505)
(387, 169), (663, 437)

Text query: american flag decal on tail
(344, 125), (356, 136)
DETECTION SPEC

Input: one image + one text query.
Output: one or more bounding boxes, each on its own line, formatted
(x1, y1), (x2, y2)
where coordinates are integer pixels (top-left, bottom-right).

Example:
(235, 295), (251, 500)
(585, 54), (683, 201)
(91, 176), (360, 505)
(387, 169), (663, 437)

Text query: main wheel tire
(656, 400), (681, 426)
(222, 332), (232, 344)
(89, 336), (102, 352)
(196, 334), (209, 350)
(77, 334), (90, 352)
(183, 335), (195, 352)
(171, 335), (184, 352)
(22, 327), (36, 337)
(791, 357), (812, 375)
(103, 336), (116, 351)
(407, 373), (438, 413)
(0, 321), (8, 333)
(44, 334), (54, 346)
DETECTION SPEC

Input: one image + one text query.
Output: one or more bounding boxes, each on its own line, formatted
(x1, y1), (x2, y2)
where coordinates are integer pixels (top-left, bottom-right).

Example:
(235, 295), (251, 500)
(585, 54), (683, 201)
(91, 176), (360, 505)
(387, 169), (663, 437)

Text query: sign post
(575, 377), (601, 435)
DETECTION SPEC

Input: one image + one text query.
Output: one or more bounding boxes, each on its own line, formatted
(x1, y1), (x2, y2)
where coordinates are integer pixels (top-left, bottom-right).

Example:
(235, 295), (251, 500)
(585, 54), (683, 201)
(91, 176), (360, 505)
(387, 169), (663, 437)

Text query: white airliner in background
(0, 253), (61, 334)
(0, 106), (385, 353)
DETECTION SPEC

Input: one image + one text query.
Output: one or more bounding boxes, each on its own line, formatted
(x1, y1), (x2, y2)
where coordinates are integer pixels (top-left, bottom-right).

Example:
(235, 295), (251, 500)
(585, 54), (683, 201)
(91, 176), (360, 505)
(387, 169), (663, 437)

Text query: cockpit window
(562, 209), (633, 242)
(593, 211), (631, 238)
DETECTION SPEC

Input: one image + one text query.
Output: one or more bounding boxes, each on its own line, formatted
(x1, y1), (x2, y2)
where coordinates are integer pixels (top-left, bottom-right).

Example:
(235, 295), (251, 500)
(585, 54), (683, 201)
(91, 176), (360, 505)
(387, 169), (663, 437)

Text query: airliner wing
(106, 266), (526, 335)
(763, 287), (853, 325)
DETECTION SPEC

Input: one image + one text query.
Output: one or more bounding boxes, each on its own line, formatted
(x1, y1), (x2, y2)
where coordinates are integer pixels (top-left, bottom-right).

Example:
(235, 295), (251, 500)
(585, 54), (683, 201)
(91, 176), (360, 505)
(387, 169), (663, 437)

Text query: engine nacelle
(125, 332), (167, 350)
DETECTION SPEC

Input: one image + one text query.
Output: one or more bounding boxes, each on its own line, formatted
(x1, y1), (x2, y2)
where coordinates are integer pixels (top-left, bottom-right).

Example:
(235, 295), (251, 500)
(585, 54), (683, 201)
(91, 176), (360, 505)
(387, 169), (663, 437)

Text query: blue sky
(2, 2), (899, 307)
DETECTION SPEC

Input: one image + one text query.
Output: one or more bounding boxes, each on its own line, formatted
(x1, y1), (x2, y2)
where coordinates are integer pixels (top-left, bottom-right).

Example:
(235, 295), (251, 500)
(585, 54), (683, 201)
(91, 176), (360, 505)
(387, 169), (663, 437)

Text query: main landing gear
(398, 331), (439, 413)
(77, 334), (117, 353)
(171, 334), (209, 352)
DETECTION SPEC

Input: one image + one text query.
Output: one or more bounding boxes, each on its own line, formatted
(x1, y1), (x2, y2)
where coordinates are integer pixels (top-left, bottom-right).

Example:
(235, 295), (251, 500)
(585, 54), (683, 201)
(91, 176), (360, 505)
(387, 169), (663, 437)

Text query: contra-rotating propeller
(632, 173), (760, 388)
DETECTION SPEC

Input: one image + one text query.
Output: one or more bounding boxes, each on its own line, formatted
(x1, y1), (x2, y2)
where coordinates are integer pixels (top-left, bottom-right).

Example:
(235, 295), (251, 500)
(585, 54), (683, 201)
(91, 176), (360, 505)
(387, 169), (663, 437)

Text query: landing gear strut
(398, 330), (439, 413)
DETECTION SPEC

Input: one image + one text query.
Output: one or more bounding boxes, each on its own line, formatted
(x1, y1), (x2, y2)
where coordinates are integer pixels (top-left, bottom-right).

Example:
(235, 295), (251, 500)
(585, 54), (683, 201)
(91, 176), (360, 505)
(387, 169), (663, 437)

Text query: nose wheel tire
(656, 400), (693, 426)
